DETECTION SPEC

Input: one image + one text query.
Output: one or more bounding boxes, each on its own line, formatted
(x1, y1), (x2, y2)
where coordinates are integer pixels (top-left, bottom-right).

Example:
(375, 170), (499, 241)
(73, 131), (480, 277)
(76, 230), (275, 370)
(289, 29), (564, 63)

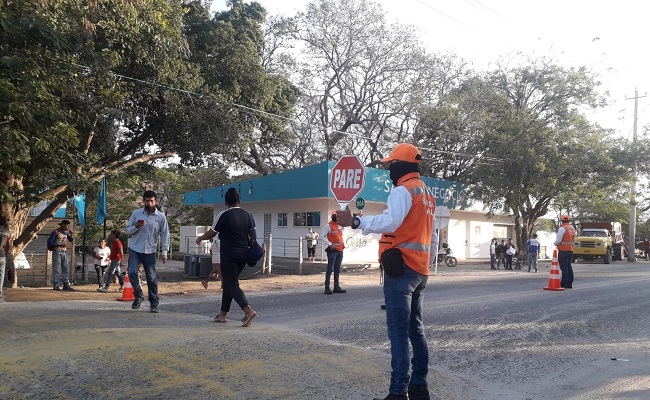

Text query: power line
(413, 0), (478, 32)
(471, 0), (507, 19)
(71, 63), (505, 163)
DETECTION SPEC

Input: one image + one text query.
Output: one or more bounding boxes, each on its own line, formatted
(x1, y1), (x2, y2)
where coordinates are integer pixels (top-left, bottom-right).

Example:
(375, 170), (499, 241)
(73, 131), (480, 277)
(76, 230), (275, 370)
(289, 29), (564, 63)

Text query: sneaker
(62, 284), (75, 291)
(150, 306), (159, 313)
(131, 297), (143, 309)
(324, 286), (333, 295)
(97, 287), (108, 293)
(118, 286), (123, 292)
(53, 285), (61, 291)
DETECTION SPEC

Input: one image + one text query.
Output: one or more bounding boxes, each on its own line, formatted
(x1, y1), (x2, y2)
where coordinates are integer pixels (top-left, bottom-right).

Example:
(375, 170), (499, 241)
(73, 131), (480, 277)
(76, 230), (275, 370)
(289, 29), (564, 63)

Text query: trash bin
(198, 256), (212, 278)
(184, 254), (192, 275)
(189, 255), (199, 276)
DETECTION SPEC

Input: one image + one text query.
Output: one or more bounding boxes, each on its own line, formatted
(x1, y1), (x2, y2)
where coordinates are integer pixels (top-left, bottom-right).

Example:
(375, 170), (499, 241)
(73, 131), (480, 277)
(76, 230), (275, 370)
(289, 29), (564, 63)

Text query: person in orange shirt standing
(338, 143), (437, 400)
(554, 214), (577, 288)
(320, 212), (346, 295)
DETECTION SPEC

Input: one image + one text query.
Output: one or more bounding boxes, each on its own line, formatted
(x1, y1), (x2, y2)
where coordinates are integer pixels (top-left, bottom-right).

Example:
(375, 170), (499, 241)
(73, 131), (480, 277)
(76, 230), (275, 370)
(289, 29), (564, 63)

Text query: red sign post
(329, 155), (366, 209)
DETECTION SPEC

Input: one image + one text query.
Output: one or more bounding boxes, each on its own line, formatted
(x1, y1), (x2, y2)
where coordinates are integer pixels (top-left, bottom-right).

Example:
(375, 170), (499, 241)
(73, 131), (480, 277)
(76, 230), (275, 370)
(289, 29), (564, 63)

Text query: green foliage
(183, 1), (299, 174)
(422, 56), (626, 247)
(0, 0), (296, 255)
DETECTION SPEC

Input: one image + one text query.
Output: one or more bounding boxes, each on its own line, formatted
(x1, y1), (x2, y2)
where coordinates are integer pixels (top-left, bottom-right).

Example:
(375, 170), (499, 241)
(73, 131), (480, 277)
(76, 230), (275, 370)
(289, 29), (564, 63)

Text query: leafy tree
(416, 74), (504, 182)
(452, 56), (628, 248)
(183, 0), (300, 176)
(0, 0), (294, 265)
(285, 0), (467, 166)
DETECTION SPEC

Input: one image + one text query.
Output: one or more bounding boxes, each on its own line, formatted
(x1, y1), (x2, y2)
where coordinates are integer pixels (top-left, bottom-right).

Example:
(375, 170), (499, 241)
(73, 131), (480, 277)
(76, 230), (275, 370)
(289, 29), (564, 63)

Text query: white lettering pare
(333, 169), (363, 189)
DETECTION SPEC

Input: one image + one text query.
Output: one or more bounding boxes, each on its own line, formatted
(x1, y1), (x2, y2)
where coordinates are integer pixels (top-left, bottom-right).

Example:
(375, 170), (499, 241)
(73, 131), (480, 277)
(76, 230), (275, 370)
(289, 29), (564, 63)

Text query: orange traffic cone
(116, 273), (136, 301)
(544, 249), (565, 291)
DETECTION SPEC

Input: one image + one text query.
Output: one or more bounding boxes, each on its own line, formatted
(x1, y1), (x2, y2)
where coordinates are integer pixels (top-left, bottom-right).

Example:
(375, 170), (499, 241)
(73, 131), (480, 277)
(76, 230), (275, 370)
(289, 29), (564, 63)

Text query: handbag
(246, 212), (265, 267)
(247, 240), (265, 267)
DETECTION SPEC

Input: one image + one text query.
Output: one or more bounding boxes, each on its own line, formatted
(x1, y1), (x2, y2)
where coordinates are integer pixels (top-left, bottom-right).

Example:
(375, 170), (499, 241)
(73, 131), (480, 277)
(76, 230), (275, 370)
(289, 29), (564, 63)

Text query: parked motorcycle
(437, 245), (458, 267)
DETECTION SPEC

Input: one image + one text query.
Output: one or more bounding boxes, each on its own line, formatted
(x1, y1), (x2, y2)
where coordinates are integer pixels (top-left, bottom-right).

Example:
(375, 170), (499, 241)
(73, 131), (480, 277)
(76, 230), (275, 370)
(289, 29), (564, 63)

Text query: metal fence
(190, 235), (330, 275)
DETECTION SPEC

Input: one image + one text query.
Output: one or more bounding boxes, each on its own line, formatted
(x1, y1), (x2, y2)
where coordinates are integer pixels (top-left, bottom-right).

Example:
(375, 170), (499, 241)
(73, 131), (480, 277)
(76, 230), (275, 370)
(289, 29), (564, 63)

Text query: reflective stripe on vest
(397, 242), (431, 252)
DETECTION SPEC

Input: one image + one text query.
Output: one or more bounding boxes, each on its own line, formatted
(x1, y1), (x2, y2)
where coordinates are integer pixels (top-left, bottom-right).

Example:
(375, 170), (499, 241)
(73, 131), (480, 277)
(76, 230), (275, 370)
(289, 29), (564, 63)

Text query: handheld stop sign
(329, 155), (366, 210)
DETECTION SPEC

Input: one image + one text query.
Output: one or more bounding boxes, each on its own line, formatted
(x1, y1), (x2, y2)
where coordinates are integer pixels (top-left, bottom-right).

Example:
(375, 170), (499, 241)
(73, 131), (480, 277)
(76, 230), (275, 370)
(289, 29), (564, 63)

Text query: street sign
(355, 197), (365, 210)
(330, 155), (366, 208)
(434, 206), (451, 229)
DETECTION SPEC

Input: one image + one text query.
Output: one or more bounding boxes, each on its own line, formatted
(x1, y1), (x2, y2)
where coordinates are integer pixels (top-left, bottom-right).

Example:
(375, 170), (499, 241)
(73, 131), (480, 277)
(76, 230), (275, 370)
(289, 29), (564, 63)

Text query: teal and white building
(183, 161), (518, 263)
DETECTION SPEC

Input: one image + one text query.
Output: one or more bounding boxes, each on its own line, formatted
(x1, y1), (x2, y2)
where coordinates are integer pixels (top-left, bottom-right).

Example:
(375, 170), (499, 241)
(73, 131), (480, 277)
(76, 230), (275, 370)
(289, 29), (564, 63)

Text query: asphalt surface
(3, 258), (650, 400)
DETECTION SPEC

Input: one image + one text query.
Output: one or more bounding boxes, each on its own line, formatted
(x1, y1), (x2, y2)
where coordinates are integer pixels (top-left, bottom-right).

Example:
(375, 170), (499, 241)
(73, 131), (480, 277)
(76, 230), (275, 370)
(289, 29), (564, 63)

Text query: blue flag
(96, 177), (107, 226)
(68, 194), (86, 226)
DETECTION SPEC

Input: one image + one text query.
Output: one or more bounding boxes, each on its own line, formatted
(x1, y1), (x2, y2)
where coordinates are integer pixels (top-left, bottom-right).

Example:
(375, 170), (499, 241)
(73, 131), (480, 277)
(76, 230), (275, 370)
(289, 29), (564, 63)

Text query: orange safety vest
(557, 222), (576, 251)
(326, 221), (345, 251)
(378, 172), (436, 275)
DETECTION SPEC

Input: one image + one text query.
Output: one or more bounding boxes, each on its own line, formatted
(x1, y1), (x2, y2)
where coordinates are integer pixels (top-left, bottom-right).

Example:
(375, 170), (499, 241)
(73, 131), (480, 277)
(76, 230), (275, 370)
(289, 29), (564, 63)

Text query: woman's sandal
(214, 315), (227, 323)
(241, 311), (257, 327)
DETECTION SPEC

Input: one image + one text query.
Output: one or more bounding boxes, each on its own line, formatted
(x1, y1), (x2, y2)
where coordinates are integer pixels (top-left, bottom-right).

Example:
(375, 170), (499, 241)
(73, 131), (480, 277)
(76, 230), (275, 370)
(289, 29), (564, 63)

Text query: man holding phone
(125, 190), (170, 313)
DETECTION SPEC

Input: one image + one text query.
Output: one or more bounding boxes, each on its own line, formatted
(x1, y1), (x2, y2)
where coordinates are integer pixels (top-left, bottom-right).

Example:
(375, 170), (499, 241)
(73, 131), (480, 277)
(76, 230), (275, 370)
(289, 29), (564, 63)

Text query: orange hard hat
(381, 143), (422, 164)
(561, 214), (571, 221)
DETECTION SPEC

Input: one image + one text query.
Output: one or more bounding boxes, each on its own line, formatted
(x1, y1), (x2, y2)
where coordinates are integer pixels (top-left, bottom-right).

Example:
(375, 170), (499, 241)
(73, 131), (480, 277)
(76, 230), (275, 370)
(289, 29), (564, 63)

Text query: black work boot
(408, 383), (430, 400)
(373, 393), (408, 400)
(324, 286), (333, 295)
(62, 283), (75, 291)
(333, 285), (346, 293)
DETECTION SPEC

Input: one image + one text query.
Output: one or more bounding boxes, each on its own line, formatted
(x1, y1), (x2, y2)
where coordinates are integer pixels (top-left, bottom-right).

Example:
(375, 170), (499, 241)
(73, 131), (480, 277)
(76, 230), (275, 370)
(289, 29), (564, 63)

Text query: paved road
(2, 259), (650, 399)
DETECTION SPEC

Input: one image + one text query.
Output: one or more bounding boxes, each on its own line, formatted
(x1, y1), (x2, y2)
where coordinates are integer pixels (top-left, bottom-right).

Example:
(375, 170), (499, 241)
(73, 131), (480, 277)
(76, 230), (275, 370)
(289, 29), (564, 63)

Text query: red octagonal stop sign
(330, 155), (366, 205)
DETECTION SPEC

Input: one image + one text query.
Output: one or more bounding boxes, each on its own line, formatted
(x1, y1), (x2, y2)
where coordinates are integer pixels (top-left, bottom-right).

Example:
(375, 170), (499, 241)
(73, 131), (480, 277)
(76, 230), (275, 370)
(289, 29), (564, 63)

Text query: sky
(210, 0), (650, 139)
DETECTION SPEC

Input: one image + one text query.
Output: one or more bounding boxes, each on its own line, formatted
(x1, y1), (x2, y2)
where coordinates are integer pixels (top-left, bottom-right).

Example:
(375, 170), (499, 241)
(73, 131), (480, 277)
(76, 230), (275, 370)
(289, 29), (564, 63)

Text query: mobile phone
(137, 219), (144, 224)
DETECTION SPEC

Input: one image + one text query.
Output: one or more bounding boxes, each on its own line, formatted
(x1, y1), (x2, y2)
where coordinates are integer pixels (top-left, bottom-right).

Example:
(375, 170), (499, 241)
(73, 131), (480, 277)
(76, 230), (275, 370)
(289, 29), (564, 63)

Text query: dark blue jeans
(127, 249), (158, 306)
(325, 250), (343, 286)
(384, 265), (429, 395)
(557, 250), (574, 287)
(490, 254), (496, 269)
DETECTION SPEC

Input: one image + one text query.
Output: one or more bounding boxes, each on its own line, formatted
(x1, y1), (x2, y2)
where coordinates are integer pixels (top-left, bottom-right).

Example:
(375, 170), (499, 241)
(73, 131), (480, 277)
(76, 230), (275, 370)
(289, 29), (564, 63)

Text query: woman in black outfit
(195, 188), (257, 326)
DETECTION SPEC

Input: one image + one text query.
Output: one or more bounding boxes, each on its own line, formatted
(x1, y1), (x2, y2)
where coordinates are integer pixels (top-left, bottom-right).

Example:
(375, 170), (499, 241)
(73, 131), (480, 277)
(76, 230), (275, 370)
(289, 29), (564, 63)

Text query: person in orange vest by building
(554, 214), (577, 288)
(320, 211), (347, 295)
(338, 143), (437, 400)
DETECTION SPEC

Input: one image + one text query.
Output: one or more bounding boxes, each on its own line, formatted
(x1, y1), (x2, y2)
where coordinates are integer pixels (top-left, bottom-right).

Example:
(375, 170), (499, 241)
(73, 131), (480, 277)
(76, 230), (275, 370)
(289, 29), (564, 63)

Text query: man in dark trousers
(554, 214), (577, 288)
(495, 239), (506, 269)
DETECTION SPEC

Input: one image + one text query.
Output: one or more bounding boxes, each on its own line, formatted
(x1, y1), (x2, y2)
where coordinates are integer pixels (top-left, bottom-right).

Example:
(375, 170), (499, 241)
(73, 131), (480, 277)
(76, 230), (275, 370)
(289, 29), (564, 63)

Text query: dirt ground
(2, 270), (380, 302)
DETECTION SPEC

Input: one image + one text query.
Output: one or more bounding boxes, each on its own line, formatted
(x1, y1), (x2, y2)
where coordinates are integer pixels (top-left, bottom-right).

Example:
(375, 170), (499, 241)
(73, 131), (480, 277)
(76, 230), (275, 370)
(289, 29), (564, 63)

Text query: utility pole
(626, 88), (646, 261)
